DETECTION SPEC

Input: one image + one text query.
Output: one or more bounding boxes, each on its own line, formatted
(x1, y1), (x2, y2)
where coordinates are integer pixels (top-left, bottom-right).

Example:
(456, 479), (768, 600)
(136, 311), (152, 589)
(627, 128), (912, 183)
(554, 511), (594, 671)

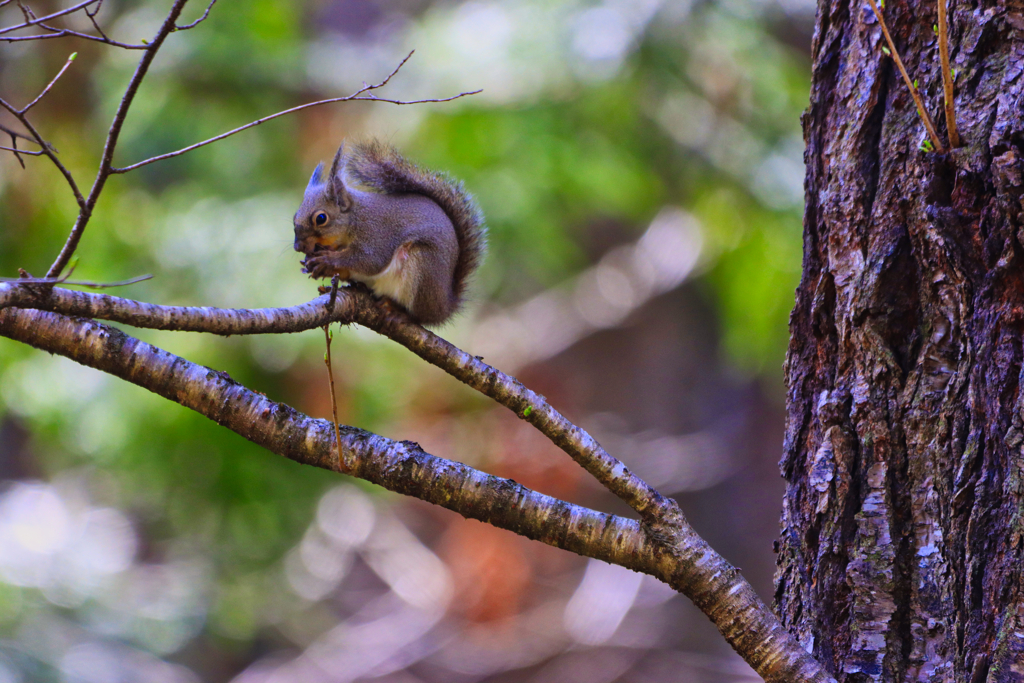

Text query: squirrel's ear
(306, 163), (324, 193)
(328, 143), (352, 211)
(329, 143), (345, 176)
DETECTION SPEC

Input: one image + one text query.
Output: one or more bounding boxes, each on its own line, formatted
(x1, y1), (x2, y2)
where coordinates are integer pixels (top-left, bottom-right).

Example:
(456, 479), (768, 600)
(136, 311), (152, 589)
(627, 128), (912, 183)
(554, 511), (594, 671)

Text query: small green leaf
(919, 139), (935, 152)
(522, 405), (533, 417)
(933, 24), (938, 33)
(879, 0), (885, 9)
(952, 68), (958, 80)
(882, 46), (891, 56)
(141, 38), (149, 44)
(69, 52), (77, 61)
(913, 79), (919, 88)
(323, 352), (328, 361)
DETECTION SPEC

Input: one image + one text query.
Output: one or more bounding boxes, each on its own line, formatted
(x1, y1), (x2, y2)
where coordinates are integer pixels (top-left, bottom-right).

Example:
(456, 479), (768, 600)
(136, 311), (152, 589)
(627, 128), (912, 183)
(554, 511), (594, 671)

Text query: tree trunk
(775, 0), (1024, 680)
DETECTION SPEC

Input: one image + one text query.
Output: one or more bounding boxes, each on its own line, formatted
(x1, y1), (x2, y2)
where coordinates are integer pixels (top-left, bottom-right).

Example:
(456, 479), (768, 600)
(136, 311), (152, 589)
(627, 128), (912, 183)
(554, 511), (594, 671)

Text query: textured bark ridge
(776, 0), (1024, 679)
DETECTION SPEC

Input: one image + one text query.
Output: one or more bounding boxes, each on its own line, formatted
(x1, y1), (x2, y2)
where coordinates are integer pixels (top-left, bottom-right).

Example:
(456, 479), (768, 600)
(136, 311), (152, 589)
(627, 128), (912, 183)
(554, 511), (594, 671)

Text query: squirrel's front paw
(303, 250), (347, 280)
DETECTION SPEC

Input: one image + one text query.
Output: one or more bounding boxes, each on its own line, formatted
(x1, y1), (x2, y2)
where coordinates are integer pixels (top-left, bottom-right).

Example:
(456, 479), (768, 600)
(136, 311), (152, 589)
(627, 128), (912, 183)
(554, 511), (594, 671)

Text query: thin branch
(0, 97), (84, 206)
(323, 325), (348, 472)
(937, 0), (959, 148)
(15, 0), (36, 22)
(0, 144), (42, 155)
(865, 0), (944, 152)
(0, 304), (837, 683)
(0, 27), (146, 48)
(0, 0), (99, 36)
(20, 52), (76, 113)
(0, 121), (38, 145)
(0, 54), (72, 170)
(0, 274), (151, 287)
(111, 53), (480, 174)
(45, 0), (191, 279)
(1, 133), (25, 167)
(83, 0), (109, 41)
(30, 8), (145, 50)
(112, 90), (479, 174)
(175, 0), (216, 31)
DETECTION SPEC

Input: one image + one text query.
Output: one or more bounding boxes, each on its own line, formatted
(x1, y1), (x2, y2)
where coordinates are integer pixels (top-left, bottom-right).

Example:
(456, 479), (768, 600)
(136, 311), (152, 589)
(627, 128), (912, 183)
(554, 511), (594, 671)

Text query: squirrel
(294, 140), (487, 326)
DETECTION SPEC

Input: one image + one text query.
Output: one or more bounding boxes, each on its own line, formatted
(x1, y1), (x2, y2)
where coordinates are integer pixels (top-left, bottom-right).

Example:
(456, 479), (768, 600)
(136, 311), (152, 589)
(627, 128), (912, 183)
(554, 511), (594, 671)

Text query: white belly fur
(350, 244), (419, 309)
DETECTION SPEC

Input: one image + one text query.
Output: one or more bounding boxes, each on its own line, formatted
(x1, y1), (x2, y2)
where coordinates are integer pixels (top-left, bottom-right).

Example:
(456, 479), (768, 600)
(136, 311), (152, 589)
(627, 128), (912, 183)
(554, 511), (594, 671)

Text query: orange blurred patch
(439, 519), (533, 623)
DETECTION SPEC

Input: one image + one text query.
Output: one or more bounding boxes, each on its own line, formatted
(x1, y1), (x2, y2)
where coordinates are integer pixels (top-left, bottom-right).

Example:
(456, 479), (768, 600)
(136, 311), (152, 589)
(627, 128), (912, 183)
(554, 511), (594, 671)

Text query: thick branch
(0, 282), (339, 332)
(0, 283), (835, 683)
(0, 305), (655, 570)
(0, 283), (665, 519)
(0, 304), (835, 683)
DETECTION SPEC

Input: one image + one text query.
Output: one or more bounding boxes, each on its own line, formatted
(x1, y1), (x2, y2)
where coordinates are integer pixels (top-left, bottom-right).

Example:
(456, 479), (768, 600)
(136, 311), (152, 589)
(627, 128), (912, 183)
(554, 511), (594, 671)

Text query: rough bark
(776, 0), (1024, 679)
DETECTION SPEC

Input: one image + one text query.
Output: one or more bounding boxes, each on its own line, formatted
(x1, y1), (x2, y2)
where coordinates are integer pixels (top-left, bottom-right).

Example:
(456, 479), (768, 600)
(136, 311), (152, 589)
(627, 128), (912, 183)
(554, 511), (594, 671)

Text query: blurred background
(0, 0), (811, 681)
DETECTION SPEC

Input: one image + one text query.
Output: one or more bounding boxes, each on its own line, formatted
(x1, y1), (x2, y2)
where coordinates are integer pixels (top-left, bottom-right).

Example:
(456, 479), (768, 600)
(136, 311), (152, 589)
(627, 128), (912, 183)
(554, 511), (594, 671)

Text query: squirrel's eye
(314, 212), (328, 226)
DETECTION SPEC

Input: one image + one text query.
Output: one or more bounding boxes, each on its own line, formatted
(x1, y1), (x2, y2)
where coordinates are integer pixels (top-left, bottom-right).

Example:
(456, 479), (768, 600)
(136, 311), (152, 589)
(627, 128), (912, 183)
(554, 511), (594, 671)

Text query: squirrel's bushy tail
(346, 140), (487, 308)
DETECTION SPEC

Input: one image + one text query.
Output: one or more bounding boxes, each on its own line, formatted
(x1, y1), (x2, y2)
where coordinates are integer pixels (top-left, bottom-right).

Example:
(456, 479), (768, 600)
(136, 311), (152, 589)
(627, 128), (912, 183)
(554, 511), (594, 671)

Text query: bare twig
(15, 0), (36, 23)
(21, 52), (76, 113)
(1, 122), (29, 167)
(175, 0), (216, 31)
(0, 273), (151, 288)
(323, 325), (348, 472)
(0, 0), (99, 36)
(937, 0), (959, 147)
(865, 0), (945, 153)
(111, 91), (480, 173)
(46, 0), (191, 279)
(0, 121), (37, 144)
(0, 27), (146, 48)
(111, 52), (481, 174)
(0, 53), (75, 168)
(84, 0), (110, 42)
(0, 97), (84, 205)
(0, 144), (40, 156)
(0, 119), (55, 162)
